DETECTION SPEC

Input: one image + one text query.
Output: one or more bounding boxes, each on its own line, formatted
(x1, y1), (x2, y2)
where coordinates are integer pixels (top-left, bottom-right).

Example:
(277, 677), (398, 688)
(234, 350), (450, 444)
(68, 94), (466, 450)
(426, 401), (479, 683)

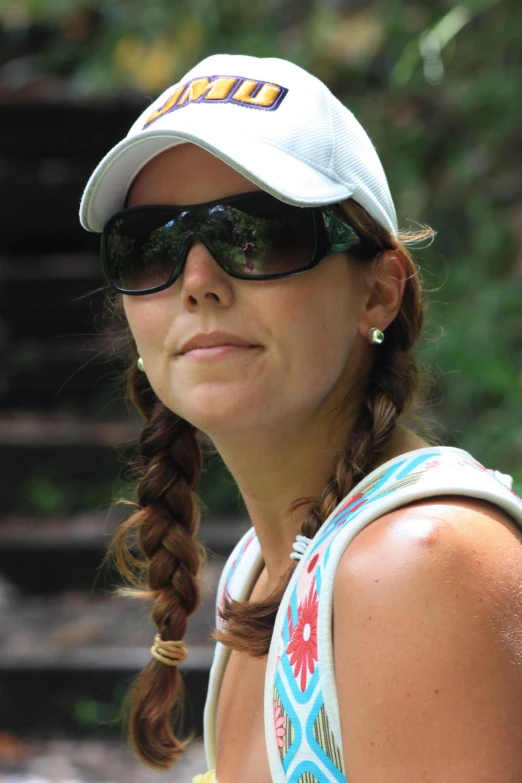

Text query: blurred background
(0, 0), (520, 781)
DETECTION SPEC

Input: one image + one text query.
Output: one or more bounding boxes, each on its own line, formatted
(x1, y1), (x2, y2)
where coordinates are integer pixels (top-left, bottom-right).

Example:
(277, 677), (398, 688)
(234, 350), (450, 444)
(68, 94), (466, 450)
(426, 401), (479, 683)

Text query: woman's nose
(179, 237), (234, 307)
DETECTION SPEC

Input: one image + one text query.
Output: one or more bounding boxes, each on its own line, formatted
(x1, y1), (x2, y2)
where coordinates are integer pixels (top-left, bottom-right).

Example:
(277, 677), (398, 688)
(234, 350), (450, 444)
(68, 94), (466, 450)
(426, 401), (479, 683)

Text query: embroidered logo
(143, 75), (288, 128)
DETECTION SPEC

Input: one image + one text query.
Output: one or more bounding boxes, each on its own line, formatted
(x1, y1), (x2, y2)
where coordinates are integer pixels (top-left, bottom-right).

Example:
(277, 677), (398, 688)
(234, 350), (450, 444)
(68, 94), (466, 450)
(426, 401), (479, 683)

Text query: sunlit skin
(123, 142), (421, 590)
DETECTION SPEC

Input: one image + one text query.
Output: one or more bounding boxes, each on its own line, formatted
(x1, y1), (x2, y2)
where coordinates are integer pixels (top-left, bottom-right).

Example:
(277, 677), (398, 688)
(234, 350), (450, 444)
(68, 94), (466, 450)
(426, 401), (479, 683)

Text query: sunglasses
(101, 191), (361, 295)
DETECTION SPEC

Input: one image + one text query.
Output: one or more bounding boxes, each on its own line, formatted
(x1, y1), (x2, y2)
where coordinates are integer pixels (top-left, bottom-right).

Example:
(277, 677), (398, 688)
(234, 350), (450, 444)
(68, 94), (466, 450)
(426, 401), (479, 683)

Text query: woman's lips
(181, 345), (261, 360)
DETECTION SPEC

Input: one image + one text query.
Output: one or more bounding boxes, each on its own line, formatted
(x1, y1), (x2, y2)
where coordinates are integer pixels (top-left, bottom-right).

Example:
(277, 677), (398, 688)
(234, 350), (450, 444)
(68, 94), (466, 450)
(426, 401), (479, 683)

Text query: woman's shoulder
(330, 446), (522, 644)
(331, 495), (522, 720)
(333, 497), (522, 631)
(338, 492), (522, 570)
(331, 495), (522, 780)
(323, 444), (522, 583)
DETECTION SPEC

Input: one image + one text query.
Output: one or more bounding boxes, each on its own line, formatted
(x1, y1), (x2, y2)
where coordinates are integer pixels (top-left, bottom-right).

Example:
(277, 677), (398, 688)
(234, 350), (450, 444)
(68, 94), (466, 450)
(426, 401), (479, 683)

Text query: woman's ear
(358, 249), (407, 339)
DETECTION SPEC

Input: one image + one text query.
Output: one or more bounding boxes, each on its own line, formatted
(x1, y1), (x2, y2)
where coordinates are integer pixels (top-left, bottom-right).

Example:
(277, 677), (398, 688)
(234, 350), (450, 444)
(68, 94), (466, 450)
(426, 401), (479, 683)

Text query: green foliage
(17, 474), (135, 516)
(2, 0), (520, 489)
(71, 678), (127, 731)
(24, 476), (67, 514)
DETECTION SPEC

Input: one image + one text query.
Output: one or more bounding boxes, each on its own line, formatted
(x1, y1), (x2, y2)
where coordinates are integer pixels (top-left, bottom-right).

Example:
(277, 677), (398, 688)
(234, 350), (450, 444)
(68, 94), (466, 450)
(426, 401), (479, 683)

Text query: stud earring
(368, 327), (385, 345)
(137, 357), (145, 372)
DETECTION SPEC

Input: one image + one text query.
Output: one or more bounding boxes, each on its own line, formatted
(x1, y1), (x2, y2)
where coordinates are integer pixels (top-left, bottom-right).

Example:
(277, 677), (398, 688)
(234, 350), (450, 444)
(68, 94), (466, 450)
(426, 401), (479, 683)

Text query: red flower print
(274, 701), (286, 750)
(286, 583), (318, 692)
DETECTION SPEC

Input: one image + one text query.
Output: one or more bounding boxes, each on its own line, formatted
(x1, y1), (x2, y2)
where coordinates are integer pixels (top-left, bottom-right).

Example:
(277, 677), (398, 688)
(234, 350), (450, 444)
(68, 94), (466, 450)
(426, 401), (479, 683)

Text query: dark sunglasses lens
(203, 200), (316, 277)
(104, 208), (183, 291)
(103, 195), (318, 292)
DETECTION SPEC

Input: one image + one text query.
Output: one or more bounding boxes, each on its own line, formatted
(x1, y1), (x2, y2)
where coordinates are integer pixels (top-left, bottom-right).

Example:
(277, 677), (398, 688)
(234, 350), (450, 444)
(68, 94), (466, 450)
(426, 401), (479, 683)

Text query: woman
(80, 54), (522, 782)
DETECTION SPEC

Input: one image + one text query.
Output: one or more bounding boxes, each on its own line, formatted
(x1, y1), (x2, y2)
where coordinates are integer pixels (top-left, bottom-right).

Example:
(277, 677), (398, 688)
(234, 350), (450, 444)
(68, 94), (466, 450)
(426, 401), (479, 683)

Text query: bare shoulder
(333, 497), (522, 782)
(337, 494), (522, 597)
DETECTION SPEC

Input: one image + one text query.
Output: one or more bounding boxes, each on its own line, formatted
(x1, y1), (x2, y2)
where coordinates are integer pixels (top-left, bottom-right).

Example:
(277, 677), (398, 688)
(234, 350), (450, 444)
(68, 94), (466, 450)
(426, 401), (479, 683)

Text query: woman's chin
(165, 388), (272, 437)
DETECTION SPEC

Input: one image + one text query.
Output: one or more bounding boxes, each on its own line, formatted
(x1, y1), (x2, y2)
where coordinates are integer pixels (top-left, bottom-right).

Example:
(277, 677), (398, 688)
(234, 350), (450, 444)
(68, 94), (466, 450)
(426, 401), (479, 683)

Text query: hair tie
(151, 634), (188, 667)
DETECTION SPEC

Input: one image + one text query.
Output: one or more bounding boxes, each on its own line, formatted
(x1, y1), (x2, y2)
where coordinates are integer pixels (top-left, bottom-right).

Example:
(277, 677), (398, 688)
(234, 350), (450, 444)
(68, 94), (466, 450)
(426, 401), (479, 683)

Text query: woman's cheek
(124, 299), (169, 358)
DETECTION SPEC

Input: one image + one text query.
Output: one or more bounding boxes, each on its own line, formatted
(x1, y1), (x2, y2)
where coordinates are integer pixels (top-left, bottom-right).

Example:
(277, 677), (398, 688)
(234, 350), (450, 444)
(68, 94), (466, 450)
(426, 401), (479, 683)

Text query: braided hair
(105, 363), (206, 769)
(105, 197), (433, 769)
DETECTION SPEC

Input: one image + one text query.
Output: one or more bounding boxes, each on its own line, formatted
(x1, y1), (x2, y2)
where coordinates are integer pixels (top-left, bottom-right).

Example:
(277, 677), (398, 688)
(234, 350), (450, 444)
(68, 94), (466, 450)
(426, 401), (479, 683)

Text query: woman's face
(123, 143), (373, 441)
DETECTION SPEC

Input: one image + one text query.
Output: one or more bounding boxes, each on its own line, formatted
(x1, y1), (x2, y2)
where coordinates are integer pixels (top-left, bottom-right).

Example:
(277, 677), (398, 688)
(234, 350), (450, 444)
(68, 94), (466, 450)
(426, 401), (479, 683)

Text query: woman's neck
(212, 419), (429, 593)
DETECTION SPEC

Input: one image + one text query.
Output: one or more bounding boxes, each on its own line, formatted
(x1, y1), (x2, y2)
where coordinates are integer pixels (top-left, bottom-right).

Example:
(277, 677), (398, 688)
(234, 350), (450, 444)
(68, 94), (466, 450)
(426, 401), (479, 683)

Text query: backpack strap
(203, 526), (262, 770)
(264, 447), (522, 783)
(214, 527), (260, 632)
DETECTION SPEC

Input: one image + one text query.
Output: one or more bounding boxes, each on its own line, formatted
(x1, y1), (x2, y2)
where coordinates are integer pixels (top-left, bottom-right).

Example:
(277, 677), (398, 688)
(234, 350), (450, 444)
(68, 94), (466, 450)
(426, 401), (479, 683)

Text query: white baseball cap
(79, 53), (398, 235)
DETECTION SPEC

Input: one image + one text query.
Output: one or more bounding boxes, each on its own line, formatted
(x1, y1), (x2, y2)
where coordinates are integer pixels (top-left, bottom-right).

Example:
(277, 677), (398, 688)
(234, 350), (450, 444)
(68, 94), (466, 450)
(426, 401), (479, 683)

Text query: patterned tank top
(201, 447), (522, 782)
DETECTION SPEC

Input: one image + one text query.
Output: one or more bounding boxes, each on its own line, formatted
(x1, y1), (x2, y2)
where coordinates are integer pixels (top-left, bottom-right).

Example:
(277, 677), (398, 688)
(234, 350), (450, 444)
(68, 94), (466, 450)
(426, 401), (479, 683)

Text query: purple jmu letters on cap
(143, 74), (289, 128)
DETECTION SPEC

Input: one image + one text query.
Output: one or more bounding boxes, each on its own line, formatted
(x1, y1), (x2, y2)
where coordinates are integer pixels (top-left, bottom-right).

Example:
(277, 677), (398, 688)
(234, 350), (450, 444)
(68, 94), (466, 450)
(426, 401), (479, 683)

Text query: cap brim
(79, 127), (353, 233)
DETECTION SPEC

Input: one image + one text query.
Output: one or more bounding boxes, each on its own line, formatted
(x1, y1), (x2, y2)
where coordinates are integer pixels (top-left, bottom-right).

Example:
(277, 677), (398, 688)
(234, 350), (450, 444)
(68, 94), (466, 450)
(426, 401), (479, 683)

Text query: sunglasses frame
(101, 192), (361, 296)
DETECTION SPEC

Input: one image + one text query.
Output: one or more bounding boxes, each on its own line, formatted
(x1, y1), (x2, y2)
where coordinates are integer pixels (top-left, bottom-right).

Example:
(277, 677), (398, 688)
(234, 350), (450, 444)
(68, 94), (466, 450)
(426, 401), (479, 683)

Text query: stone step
(0, 736), (208, 783)
(0, 411), (242, 518)
(0, 511), (249, 552)
(0, 412), (138, 447)
(0, 510), (125, 550)
(0, 413), (139, 515)
(0, 558), (223, 740)
(0, 643), (215, 672)
(0, 254), (100, 281)
(0, 560), (225, 736)
(0, 512), (249, 592)
(0, 556), (223, 665)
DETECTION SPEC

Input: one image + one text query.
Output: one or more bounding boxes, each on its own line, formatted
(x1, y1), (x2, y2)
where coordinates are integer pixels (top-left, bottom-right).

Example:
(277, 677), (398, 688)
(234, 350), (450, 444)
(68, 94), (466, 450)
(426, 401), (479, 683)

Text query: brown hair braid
(104, 361), (206, 770)
(104, 197), (434, 769)
(213, 199), (431, 657)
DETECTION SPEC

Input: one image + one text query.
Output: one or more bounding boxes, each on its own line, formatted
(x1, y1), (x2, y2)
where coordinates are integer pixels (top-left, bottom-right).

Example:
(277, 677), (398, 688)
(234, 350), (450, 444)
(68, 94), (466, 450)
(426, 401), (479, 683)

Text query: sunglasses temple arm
(322, 210), (360, 253)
